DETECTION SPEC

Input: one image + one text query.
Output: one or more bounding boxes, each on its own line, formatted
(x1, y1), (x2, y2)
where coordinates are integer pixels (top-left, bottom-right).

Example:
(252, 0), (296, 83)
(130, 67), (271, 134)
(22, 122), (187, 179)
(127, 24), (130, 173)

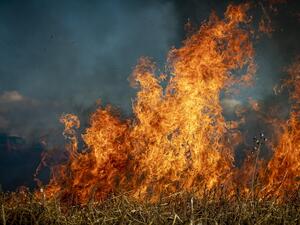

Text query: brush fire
(0, 1), (299, 224)
(36, 3), (299, 204)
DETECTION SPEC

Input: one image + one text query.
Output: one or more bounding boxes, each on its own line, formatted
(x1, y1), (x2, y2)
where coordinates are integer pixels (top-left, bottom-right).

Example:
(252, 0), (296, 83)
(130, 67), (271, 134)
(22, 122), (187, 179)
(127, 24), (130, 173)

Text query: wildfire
(42, 3), (299, 204)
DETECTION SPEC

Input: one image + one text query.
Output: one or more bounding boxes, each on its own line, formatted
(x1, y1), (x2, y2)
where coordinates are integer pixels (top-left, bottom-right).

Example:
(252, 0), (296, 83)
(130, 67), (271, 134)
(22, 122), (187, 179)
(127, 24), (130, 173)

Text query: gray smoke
(0, 0), (179, 139)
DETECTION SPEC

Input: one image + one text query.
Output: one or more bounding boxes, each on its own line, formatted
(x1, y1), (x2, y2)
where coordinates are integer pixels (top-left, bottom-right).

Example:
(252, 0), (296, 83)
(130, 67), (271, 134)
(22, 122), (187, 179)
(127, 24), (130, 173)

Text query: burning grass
(40, 3), (299, 205)
(1, 2), (299, 224)
(1, 190), (299, 225)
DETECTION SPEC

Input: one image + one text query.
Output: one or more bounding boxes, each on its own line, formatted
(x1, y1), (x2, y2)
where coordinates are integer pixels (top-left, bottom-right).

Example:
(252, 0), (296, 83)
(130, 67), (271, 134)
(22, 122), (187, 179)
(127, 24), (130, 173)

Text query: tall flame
(128, 3), (255, 198)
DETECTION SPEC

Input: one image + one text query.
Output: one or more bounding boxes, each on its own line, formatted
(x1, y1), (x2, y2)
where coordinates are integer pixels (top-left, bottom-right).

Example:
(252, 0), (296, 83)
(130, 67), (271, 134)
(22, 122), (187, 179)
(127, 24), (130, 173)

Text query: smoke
(0, 0), (178, 139)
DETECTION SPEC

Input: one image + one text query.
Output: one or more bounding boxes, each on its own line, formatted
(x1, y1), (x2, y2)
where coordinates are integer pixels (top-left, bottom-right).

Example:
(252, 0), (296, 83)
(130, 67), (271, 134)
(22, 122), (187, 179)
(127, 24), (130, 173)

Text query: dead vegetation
(1, 190), (299, 225)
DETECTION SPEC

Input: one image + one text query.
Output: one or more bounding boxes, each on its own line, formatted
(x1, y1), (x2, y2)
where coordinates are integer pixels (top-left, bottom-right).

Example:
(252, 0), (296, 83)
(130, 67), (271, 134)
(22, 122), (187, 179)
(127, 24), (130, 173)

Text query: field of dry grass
(1, 190), (299, 225)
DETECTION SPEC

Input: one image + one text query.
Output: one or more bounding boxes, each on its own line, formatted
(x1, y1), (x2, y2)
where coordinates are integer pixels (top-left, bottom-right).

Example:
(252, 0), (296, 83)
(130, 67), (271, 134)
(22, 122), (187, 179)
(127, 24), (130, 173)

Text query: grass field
(1, 190), (299, 225)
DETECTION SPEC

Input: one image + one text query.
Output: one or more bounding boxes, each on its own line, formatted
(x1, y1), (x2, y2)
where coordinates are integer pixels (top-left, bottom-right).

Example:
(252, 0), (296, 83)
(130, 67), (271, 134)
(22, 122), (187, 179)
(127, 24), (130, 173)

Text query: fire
(261, 59), (300, 201)
(41, 3), (299, 204)
(128, 3), (255, 199)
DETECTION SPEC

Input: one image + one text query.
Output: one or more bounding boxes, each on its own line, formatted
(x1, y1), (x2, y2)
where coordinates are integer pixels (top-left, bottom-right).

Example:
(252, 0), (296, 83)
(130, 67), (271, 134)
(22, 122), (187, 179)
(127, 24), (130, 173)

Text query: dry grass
(0, 190), (299, 225)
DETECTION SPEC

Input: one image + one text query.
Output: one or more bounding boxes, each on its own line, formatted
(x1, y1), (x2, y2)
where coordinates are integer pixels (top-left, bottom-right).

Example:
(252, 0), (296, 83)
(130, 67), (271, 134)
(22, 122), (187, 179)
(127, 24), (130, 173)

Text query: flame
(41, 3), (299, 204)
(261, 59), (300, 201)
